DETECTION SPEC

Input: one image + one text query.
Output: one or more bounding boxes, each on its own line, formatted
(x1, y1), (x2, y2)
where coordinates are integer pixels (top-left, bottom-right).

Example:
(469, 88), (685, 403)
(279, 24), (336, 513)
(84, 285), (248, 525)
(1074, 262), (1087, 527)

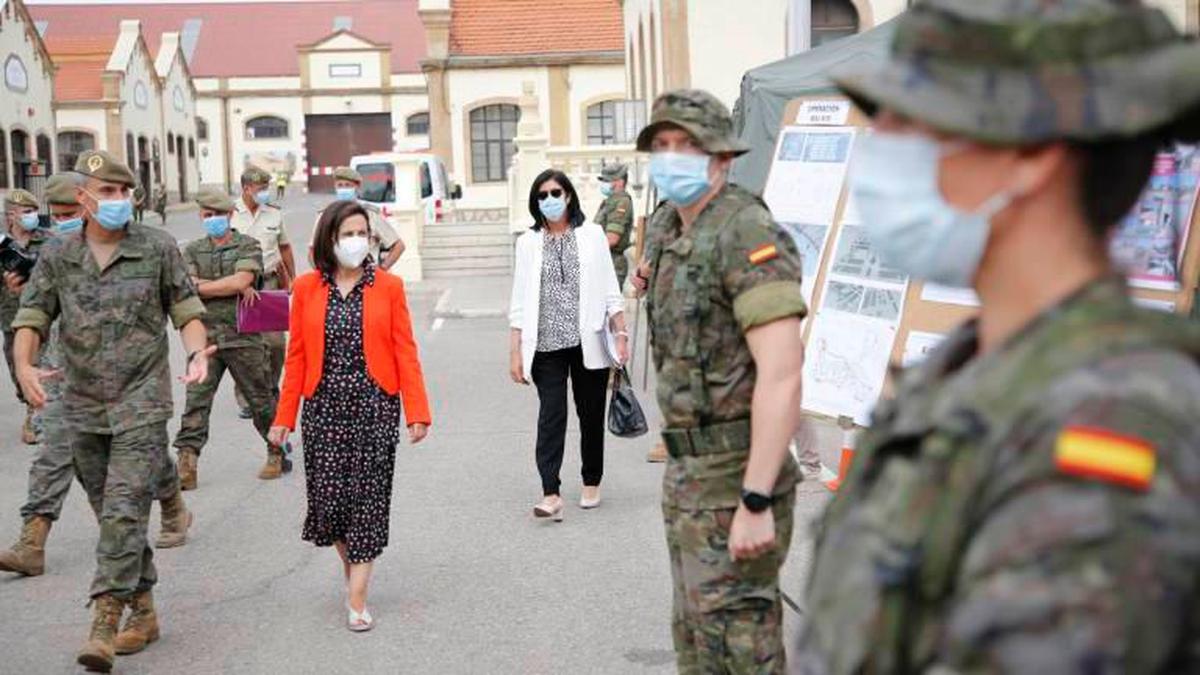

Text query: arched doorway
(11, 129), (30, 189)
(36, 134), (52, 175)
(136, 135), (151, 192)
(176, 134), (187, 200)
(57, 130), (95, 171)
(0, 127), (8, 189)
(812, 0), (860, 46)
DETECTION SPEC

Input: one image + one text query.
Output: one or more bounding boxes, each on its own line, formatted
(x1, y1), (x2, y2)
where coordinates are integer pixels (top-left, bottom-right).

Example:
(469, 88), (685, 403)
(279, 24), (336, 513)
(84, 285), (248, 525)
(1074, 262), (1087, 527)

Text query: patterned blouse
(536, 229), (582, 352)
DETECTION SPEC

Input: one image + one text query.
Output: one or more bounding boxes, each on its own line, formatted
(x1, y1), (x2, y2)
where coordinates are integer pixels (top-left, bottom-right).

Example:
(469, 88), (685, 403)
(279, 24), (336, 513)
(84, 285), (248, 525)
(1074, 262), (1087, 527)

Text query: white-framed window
(406, 112), (429, 136)
(587, 100), (646, 145)
(328, 63), (362, 79)
(469, 104), (520, 183)
(245, 116), (289, 140)
(58, 130), (95, 171)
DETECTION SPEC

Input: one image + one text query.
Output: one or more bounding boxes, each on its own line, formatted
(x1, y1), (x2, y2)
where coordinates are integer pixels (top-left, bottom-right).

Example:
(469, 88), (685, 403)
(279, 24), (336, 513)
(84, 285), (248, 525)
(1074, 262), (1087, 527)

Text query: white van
(350, 152), (461, 224)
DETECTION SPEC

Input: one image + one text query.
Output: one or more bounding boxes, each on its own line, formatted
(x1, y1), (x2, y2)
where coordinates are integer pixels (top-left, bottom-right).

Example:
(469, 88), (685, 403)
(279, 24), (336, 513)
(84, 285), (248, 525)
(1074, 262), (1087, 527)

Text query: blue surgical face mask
(849, 133), (1014, 288)
(19, 213), (40, 231)
(649, 152), (711, 206)
(85, 193), (133, 231)
(254, 189), (272, 206)
(335, 187), (358, 201)
(599, 182), (614, 197)
(539, 195), (567, 222)
(203, 215), (231, 238)
(54, 217), (83, 235)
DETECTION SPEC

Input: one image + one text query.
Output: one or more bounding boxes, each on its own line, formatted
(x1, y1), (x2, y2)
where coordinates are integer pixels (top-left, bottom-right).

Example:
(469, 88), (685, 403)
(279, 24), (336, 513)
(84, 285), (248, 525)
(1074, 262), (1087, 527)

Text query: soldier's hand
(3, 271), (25, 294)
(729, 504), (776, 562)
(268, 425), (290, 447)
(179, 345), (218, 385)
(631, 263), (651, 297)
(408, 423), (429, 445)
(16, 365), (59, 409)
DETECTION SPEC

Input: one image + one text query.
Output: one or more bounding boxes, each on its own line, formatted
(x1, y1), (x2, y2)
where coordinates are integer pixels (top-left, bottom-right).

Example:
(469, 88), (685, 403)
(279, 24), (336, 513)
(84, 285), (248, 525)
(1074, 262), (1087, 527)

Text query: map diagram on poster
(763, 126), (856, 226)
(779, 222), (832, 307)
(1110, 144), (1200, 290)
(802, 224), (910, 424)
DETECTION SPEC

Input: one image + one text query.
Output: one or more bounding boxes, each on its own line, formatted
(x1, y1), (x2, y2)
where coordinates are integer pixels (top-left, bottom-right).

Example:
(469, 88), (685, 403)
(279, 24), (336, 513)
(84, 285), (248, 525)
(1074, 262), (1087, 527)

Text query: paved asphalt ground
(0, 192), (833, 674)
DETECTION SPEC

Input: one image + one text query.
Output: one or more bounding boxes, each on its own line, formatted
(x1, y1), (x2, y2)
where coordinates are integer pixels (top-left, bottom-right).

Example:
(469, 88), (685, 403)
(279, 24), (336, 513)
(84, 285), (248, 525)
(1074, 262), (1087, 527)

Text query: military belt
(661, 418), (752, 457)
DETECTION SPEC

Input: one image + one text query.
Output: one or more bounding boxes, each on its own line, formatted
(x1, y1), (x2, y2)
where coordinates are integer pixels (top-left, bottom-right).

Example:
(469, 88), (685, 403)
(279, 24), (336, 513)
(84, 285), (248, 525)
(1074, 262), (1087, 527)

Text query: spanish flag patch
(1054, 426), (1156, 491)
(748, 244), (778, 265)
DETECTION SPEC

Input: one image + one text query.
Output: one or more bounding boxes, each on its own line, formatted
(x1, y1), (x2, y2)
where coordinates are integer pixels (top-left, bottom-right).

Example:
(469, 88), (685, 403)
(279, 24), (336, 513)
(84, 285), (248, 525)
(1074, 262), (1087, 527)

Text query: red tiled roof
(29, 0), (426, 79)
(449, 0), (623, 57)
(44, 36), (115, 102)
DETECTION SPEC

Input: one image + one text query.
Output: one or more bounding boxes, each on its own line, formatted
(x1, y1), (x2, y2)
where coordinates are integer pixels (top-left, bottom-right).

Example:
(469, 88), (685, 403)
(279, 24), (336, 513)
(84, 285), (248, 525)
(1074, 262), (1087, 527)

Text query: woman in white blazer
(508, 169), (628, 521)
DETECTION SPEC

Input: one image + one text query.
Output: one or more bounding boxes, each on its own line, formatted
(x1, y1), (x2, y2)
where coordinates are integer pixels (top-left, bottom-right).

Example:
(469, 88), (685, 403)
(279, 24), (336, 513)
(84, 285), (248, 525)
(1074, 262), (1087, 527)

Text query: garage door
(304, 113), (392, 193)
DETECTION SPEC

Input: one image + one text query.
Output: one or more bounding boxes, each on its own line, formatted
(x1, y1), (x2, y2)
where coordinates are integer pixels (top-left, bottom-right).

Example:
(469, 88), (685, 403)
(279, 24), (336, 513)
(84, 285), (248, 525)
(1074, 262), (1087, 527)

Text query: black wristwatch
(740, 489), (773, 513)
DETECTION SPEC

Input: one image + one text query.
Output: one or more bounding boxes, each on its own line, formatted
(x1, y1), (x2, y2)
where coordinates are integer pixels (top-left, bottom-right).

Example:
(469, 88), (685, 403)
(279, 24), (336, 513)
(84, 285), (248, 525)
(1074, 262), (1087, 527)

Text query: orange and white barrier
(823, 427), (858, 492)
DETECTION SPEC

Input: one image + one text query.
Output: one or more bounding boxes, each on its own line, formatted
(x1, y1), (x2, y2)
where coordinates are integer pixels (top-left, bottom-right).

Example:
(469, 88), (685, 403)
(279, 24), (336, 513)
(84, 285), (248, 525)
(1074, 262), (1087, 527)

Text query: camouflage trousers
(3, 329), (26, 405)
(663, 460), (795, 674)
(174, 342), (278, 453)
(20, 329), (74, 521)
(74, 421), (178, 599)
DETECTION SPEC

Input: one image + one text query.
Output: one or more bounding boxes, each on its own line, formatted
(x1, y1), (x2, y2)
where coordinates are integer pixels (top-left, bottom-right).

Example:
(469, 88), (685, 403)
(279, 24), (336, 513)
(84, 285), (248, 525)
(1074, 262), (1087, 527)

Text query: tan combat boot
(76, 594), (125, 672)
(155, 489), (192, 549)
(257, 447), (285, 480)
(176, 448), (199, 491)
(21, 406), (38, 445)
(0, 515), (51, 576)
(646, 441), (668, 463)
(114, 589), (160, 655)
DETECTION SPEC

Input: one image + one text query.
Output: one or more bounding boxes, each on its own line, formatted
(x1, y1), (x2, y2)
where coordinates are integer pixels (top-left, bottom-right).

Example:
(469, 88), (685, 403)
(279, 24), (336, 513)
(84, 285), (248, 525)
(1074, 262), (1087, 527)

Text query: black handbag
(607, 366), (648, 438)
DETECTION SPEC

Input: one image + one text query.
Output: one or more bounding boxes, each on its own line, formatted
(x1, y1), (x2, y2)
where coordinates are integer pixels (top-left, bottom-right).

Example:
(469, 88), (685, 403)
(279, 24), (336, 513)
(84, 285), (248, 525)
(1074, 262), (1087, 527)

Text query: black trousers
(531, 346), (609, 496)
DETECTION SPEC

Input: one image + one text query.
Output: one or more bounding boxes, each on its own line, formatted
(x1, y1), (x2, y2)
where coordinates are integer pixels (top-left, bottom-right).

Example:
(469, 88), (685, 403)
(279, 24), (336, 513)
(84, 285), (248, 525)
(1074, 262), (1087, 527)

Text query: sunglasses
(537, 189), (565, 200)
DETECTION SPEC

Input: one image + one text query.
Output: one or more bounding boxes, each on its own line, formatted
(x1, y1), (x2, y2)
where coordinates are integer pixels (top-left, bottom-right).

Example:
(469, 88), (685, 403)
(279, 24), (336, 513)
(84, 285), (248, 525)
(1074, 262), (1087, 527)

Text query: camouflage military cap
(241, 166), (271, 186)
(73, 150), (136, 187)
(194, 187), (235, 213)
(4, 188), (39, 210)
(636, 89), (750, 156)
(333, 166), (362, 184)
(599, 163), (628, 182)
(44, 173), (80, 206)
(832, 0), (1200, 144)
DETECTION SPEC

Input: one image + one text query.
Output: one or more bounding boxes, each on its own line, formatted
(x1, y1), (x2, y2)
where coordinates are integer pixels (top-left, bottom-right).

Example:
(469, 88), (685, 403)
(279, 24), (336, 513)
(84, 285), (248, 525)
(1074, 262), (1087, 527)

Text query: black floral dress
(300, 264), (402, 564)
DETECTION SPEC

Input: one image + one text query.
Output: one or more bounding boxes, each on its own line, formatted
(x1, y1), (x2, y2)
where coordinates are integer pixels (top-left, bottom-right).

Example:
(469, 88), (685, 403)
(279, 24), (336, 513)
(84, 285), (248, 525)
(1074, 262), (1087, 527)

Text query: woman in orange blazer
(268, 200), (431, 633)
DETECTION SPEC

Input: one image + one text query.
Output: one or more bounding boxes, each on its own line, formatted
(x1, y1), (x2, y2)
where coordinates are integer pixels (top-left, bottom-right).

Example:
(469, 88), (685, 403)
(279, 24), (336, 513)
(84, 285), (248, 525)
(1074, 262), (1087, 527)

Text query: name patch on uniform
(748, 244), (778, 265)
(1054, 426), (1156, 491)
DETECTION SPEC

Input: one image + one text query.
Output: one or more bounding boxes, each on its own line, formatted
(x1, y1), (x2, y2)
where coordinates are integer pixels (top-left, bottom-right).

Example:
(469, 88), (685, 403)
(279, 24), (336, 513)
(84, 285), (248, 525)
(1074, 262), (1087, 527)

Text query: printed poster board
(765, 95), (1200, 426)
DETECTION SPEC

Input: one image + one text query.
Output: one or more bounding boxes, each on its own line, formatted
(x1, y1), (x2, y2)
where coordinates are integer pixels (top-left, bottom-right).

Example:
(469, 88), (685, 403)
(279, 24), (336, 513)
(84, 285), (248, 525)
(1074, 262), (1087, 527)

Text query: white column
(788, 0), (812, 55)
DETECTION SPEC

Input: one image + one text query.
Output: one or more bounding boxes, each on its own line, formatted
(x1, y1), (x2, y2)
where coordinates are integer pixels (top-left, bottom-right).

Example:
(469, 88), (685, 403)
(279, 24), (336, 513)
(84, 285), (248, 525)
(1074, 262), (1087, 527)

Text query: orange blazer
(273, 269), (432, 431)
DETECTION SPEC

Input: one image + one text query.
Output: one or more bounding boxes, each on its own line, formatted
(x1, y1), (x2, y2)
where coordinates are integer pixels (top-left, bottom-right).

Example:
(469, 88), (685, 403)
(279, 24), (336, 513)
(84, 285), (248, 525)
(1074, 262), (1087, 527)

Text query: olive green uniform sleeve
(161, 241), (205, 329)
(12, 253), (58, 338)
(605, 194), (634, 237)
(717, 207), (807, 332)
(939, 375), (1200, 672)
(236, 236), (264, 276)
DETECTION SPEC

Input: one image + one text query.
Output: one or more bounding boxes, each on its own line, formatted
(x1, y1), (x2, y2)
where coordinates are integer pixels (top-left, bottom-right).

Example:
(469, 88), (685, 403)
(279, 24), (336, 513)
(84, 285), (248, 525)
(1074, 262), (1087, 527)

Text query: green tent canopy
(730, 19), (897, 195)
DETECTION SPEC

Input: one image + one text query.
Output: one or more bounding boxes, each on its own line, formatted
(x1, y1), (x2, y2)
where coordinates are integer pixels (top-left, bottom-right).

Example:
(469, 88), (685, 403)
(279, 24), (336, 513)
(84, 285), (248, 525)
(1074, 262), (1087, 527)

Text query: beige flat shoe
(580, 487), (601, 510)
(347, 603), (374, 632)
(533, 496), (564, 522)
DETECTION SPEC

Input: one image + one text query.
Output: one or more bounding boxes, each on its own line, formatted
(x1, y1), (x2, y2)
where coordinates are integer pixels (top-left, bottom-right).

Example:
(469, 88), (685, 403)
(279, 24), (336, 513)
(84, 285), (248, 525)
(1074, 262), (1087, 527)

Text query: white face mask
(334, 236), (370, 269)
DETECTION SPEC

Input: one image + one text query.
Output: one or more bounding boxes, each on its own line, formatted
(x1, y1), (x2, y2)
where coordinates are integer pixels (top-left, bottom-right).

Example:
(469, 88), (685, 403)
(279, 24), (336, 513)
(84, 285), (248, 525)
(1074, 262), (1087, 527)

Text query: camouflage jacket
(0, 231), (49, 330)
(12, 225), (205, 434)
(183, 231), (263, 349)
(796, 278), (1200, 673)
(647, 184), (808, 508)
(594, 191), (634, 256)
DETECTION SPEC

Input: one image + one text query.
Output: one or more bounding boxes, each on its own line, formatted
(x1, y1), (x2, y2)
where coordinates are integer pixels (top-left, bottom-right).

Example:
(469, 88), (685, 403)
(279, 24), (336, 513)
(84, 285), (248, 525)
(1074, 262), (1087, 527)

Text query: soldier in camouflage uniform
(12, 150), (212, 672)
(633, 90), (808, 673)
(2, 188), (49, 444)
(173, 187), (288, 487)
(795, 1), (1200, 672)
(594, 162), (634, 286)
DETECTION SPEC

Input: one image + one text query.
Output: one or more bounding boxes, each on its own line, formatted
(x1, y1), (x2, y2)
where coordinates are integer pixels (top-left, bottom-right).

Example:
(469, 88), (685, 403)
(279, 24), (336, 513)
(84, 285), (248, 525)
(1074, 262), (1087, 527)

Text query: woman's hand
(268, 425), (290, 447)
(616, 335), (630, 365)
(509, 349), (527, 385)
(408, 423), (429, 445)
(240, 286), (260, 306)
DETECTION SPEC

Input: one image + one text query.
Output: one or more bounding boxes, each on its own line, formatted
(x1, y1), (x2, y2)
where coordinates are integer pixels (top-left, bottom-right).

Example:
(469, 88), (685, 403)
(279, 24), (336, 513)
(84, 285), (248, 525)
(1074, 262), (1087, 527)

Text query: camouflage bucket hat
(74, 150), (137, 187)
(333, 166), (362, 184)
(44, 174), (80, 206)
(636, 89), (751, 155)
(4, 188), (39, 210)
(194, 187), (235, 212)
(832, 0), (1200, 144)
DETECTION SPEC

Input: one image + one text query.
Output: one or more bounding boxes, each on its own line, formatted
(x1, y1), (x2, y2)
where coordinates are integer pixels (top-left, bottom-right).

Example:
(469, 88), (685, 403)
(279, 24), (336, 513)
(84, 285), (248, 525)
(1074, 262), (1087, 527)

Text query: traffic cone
(823, 426), (858, 492)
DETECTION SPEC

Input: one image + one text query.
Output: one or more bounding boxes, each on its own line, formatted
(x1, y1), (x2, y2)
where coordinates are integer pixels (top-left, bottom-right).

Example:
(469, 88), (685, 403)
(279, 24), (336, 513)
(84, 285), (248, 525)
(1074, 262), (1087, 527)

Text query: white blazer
(509, 221), (625, 381)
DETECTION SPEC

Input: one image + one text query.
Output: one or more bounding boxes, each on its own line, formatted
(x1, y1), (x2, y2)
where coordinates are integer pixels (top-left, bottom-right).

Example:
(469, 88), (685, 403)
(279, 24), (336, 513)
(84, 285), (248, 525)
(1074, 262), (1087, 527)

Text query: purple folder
(236, 290), (290, 333)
